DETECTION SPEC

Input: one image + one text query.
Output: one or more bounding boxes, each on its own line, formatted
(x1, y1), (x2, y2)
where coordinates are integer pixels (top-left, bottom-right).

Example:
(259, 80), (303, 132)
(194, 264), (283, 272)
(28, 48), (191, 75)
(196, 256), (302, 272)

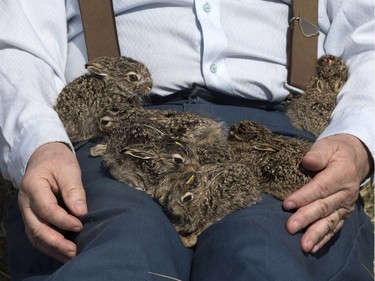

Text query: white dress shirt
(0, 0), (373, 187)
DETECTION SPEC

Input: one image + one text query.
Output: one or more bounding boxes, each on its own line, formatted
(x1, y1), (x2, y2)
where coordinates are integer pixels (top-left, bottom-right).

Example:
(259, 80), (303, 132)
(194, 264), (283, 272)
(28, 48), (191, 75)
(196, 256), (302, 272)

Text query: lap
(6, 89), (374, 280)
(192, 195), (374, 281)
(7, 141), (193, 281)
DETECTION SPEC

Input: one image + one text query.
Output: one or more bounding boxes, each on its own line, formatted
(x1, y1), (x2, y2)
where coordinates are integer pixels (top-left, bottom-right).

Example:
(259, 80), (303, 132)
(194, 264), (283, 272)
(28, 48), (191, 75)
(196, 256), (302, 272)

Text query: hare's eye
(100, 117), (110, 126)
(127, 71), (139, 82)
(129, 75), (138, 81)
(172, 153), (184, 164)
(110, 106), (120, 113)
(100, 119), (110, 126)
(181, 192), (193, 204)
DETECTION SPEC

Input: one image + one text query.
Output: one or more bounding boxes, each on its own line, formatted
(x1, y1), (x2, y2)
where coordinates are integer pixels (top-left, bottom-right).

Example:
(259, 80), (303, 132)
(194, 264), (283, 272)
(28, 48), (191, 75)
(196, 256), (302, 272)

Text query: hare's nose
(145, 79), (153, 91)
(185, 165), (198, 173)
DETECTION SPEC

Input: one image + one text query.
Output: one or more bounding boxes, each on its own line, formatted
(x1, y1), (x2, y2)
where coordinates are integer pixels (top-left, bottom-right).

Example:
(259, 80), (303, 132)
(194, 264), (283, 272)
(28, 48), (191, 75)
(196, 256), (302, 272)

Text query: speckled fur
(56, 55), (347, 247)
(55, 56), (152, 142)
(286, 55), (348, 136)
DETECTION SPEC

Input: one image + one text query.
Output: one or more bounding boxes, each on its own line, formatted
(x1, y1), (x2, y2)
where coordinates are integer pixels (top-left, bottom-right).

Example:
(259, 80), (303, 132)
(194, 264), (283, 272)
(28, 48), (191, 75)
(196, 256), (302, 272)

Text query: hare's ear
(85, 62), (108, 77)
(316, 80), (325, 92)
(181, 192), (194, 204)
(123, 148), (154, 159)
(142, 123), (166, 138)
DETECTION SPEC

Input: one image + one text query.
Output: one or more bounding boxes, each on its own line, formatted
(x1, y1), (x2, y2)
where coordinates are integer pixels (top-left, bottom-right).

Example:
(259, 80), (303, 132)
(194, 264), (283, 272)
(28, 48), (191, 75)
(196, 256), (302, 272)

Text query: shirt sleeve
(319, 0), (375, 165)
(0, 1), (72, 187)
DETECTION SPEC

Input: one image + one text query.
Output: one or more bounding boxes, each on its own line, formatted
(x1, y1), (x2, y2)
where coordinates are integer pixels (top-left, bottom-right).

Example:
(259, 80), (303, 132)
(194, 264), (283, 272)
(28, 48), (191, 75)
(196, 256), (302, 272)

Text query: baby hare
(156, 163), (262, 247)
(228, 120), (315, 199)
(55, 56), (152, 142)
(92, 103), (228, 166)
(100, 121), (200, 196)
(286, 55), (348, 136)
(96, 104), (226, 145)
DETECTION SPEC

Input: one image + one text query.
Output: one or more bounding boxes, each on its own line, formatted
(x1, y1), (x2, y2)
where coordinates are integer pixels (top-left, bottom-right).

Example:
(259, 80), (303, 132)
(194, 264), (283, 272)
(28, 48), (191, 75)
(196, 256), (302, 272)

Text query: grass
(360, 181), (374, 225)
(0, 176), (13, 281)
(0, 176), (373, 280)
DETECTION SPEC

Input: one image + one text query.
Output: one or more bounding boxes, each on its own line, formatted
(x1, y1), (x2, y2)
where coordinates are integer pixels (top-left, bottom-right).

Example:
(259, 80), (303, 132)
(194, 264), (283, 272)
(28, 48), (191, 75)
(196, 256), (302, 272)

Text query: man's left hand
(283, 134), (373, 253)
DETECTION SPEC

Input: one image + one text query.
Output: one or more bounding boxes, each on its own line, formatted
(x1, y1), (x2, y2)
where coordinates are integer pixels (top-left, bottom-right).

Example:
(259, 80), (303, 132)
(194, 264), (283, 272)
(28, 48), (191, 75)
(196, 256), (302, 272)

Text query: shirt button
(210, 63), (218, 73)
(203, 3), (211, 13)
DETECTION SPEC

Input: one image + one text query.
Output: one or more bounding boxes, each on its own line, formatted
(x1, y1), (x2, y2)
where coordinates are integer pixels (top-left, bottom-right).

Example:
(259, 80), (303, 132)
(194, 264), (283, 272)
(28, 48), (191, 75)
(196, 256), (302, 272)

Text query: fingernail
(67, 248), (76, 257)
(306, 240), (317, 253)
(74, 200), (87, 213)
(284, 201), (296, 210)
(292, 220), (301, 233)
(311, 244), (320, 254)
(59, 248), (76, 264)
(63, 250), (76, 263)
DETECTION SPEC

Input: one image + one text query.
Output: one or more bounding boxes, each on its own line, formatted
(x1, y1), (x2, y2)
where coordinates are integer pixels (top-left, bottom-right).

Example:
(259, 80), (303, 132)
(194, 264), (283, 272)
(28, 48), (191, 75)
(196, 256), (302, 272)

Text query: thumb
(63, 182), (87, 217)
(302, 138), (332, 172)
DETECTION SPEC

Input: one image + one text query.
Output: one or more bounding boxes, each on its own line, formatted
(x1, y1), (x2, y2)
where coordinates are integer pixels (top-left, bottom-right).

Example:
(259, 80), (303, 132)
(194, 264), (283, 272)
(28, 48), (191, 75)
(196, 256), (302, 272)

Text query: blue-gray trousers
(6, 88), (374, 280)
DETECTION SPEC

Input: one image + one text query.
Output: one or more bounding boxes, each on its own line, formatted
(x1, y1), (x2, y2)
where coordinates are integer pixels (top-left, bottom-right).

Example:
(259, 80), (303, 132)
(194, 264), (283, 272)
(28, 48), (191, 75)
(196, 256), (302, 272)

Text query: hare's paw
(180, 234), (198, 248)
(90, 143), (107, 157)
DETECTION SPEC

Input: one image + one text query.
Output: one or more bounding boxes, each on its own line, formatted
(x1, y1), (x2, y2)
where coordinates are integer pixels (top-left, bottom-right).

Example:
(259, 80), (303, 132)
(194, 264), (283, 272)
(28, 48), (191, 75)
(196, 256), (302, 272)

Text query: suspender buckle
(290, 16), (319, 38)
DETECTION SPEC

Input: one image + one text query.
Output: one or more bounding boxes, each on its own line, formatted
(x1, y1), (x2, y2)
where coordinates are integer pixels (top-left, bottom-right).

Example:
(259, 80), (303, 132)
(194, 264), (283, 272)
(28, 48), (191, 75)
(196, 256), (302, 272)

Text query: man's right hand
(18, 142), (88, 263)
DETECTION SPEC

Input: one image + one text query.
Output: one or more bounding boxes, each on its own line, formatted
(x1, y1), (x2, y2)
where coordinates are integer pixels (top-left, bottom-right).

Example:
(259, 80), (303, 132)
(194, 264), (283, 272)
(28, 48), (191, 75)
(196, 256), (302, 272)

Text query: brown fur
(228, 121), (315, 199)
(156, 164), (262, 247)
(154, 55), (347, 246)
(55, 56), (152, 142)
(100, 122), (200, 195)
(56, 55), (347, 247)
(286, 55), (348, 136)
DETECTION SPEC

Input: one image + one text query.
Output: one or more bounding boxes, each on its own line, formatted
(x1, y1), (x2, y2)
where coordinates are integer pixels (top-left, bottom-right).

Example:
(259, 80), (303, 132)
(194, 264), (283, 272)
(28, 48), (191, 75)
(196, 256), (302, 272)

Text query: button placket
(210, 63), (218, 73)
(194, 0), (234, 93)
(203, 3), (211, 13)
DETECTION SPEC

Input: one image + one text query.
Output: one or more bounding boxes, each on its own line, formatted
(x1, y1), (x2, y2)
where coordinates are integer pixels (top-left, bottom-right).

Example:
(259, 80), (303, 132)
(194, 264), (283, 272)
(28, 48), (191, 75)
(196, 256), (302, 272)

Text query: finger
(23, 183), (83, 232)
(285, 190), (354, 234)
(300, 208), (350, 253)
(283, 161), (358, 210)
(283, 137), (340, 210)
(310, 220), (345, 253)
(283, 169), (337, 211)
(22, 206), (78, 263)
(19, 186), (80, 262)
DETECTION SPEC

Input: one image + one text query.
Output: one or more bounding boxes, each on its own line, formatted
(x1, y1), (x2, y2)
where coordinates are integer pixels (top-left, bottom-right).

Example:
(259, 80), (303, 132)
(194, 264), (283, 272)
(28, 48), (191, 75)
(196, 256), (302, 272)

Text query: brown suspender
(287, 0), (319, 91)
(78, 0), (318, 92)
(78, 0), (120, 61)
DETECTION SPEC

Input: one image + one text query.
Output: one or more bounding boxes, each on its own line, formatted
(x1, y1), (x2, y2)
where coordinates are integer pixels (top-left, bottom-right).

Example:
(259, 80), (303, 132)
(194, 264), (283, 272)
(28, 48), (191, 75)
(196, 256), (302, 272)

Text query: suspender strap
(78, 0), (120, 60)
(78, 0), (318, 91)
(287, 0), (319, 92)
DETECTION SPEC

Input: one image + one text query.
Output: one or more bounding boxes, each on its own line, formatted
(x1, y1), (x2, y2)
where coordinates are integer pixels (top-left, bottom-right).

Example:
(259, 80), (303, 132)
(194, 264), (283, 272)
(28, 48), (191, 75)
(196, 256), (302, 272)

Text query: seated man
(0, 1), (373, 280)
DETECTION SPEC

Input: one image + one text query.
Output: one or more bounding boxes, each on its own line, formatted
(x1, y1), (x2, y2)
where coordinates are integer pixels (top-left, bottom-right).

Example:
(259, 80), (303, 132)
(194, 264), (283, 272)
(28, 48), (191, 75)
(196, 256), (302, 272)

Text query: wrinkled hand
(283, 134), (372, 254)
(19, 142), (87, 263)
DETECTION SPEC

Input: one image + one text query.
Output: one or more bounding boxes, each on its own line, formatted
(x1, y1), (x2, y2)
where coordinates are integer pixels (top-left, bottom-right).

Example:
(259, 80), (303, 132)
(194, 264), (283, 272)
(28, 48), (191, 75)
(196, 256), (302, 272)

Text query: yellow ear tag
(185, 175), (195, 185)
(174, 141), (183, 147)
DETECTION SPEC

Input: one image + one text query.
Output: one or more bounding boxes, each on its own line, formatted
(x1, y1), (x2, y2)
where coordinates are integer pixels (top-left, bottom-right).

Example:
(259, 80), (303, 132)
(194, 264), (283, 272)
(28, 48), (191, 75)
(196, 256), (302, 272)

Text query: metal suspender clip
(290, 16), (319, 38)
